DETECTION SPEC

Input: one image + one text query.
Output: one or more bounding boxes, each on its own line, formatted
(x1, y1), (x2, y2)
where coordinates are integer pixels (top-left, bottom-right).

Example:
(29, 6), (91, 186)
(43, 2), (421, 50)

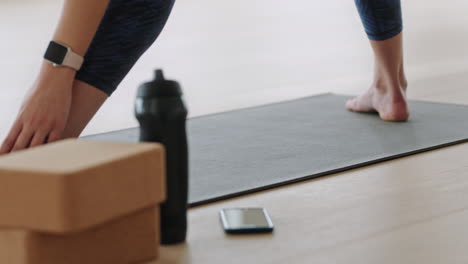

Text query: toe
(345, 99), (356, 111)
(346, 96), (375, 113)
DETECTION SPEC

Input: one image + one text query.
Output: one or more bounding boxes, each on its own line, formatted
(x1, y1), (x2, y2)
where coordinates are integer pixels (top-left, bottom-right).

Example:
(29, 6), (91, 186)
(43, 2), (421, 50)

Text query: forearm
(34, 0), (111, 131)
(0, 0), (112, 154)
(53, 0), (110, 56)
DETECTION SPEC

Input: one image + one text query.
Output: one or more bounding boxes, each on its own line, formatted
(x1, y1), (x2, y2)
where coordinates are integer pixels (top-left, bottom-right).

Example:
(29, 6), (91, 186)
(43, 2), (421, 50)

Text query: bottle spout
(137, 69), (182, 97)
(155, 69), (165, 81)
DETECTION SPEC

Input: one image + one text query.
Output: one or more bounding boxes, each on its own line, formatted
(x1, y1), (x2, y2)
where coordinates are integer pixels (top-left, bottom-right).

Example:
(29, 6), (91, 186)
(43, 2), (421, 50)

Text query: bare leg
(346, 33), (408, 121)
(62, 80), (108, 138)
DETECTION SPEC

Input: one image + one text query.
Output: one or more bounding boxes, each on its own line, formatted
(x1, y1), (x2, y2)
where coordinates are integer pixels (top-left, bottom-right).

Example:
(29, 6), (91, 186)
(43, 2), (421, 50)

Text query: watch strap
(62, 48), (84, 71)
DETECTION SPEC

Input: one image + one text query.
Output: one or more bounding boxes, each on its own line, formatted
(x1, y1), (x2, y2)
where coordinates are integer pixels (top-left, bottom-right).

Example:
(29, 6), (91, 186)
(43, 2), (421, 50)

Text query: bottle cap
(137, 69), (182, 98)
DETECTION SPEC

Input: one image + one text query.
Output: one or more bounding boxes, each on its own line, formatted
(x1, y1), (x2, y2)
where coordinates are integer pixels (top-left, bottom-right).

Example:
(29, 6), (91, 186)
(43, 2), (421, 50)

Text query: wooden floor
(0, 0), (467, 263)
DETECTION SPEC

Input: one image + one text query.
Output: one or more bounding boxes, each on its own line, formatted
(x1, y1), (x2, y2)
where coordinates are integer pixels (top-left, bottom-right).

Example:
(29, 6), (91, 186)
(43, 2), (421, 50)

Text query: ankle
(373, 78), (401, 94)
(400, 75), (408, 91)
(373, 63), (407, 92)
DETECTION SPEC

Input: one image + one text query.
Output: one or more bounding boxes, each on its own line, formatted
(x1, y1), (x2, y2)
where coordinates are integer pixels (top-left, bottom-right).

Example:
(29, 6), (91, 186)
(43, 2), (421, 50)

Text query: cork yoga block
(0, 139), (166, 233)
(0, 207), (160, 264)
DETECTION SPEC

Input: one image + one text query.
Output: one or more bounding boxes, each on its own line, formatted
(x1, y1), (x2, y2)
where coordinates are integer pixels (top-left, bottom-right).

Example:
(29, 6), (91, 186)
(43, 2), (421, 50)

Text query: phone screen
(220, 208), (274, 233)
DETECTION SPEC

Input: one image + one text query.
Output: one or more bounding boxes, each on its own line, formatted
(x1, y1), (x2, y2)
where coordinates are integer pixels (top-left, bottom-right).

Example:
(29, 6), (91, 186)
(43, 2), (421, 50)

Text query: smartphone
(219, 208), (274, 234)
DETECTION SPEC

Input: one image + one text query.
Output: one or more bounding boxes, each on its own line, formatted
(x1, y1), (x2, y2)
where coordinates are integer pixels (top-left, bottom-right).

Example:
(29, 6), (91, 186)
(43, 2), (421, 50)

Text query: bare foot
(346, 81), (409, 122)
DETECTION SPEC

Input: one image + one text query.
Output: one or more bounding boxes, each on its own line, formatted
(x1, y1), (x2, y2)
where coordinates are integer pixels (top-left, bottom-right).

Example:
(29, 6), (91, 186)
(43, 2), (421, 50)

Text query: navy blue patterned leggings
(76, 0), (402, 96)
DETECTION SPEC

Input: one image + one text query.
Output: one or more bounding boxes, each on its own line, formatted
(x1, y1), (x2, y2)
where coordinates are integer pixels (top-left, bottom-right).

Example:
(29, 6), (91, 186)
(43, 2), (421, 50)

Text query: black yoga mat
(85, 94), (468, 206)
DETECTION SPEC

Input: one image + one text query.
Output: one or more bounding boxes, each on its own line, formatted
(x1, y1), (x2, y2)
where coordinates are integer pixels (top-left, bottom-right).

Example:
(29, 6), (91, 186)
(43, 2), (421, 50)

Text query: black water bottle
(135, 69), (188, 244)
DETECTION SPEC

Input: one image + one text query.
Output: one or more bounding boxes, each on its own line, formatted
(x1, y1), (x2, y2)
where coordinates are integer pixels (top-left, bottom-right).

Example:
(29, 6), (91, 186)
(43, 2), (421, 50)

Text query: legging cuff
(367, 25), (403, 41)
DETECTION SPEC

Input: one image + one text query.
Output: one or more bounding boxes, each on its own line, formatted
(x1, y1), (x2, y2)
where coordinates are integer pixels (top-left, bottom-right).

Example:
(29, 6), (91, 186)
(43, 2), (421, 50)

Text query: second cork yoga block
(0, 139), (166, 233)
(0, 207), (160, 264)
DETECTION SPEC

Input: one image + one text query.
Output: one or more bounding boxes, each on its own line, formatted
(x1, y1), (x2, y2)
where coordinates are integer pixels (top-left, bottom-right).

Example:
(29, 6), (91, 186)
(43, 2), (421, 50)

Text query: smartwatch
(44, 41), (84, 71)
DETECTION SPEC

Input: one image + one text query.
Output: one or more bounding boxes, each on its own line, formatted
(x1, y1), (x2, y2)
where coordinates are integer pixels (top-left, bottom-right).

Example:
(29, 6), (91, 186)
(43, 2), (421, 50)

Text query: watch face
(44, 41), (68, 65)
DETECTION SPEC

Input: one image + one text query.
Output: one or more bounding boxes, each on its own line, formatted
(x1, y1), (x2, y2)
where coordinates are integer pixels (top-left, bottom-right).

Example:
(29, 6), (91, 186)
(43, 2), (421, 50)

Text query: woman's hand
(0, 63), (75, 154)
(0, 0), (111, 155)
